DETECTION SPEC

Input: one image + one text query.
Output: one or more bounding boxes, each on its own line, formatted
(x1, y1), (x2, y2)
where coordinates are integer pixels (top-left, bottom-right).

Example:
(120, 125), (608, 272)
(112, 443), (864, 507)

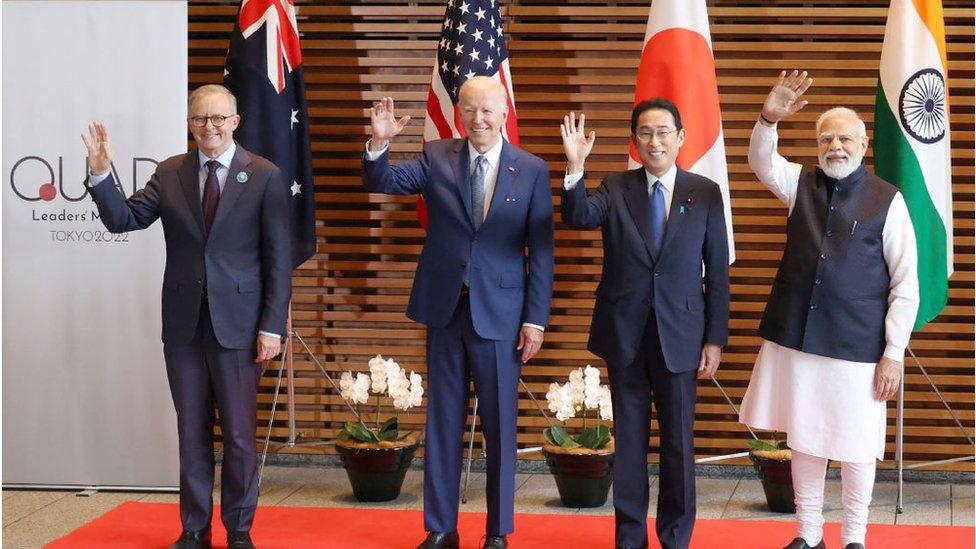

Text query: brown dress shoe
(417, 531), (460, 549)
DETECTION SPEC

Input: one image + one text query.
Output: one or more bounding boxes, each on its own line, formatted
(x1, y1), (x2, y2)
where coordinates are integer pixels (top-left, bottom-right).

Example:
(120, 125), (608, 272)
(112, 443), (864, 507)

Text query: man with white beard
(738, 71), (919, 549)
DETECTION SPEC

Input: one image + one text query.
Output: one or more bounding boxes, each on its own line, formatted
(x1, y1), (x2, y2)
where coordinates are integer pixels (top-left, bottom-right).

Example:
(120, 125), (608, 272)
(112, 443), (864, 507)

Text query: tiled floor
(3, 466), (973, 548)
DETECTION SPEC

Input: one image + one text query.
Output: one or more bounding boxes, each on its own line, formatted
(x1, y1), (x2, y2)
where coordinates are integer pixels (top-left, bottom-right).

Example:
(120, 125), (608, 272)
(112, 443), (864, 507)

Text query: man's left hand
(255, 333), (282, 364)
(698, 343), (722, 379)
(874, 356), (902, 401)
(517, 326), (544, 363)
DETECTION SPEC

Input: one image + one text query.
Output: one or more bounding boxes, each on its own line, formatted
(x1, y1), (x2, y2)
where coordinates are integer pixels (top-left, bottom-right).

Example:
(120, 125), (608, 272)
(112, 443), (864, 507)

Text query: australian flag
(224, 0), (315, 269)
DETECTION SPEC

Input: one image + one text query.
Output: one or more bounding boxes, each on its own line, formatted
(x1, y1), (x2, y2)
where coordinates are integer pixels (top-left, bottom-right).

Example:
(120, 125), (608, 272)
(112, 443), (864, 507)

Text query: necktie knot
(206, 160), (220, 174)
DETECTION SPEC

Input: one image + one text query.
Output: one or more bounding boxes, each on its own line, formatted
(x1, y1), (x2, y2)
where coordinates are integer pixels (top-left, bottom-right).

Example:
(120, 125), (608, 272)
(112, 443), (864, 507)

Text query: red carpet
(47, 502), (974, 548)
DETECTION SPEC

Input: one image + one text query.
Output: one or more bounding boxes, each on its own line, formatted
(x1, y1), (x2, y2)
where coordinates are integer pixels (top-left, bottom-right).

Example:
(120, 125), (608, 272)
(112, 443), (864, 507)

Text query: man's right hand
(760, 70), (814, 125)
(560, 111), (596, 175)
(81, 122), (112, 175)
(368, 96), (410, 152)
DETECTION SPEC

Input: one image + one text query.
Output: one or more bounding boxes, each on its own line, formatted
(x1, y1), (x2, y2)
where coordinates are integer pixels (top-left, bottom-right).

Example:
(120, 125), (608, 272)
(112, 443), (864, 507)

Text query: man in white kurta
(738, 71), (919, 549)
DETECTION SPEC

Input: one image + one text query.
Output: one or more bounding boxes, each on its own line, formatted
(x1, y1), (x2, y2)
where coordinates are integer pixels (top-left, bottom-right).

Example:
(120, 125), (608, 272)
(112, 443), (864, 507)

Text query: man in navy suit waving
(362, 76), (554, 549)
(560, 100), (729, 549)
(82, 85), (291, 549)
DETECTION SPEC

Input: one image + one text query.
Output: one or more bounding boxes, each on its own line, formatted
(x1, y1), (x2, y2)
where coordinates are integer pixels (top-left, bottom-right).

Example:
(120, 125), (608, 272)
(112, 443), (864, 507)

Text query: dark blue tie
(650, 180), (665, 257)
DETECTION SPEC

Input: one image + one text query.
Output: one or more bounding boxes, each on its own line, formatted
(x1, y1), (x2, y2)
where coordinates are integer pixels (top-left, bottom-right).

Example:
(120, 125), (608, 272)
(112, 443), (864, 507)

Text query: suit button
(820, 252), (827, 259)
(196, 279), (202, 285)
(830, 205), (837, 211)
(814, 278), (822, 285)
(826, 230), (833, 237)
(810, 304), (818, 310)
(654, 271), (661, 277)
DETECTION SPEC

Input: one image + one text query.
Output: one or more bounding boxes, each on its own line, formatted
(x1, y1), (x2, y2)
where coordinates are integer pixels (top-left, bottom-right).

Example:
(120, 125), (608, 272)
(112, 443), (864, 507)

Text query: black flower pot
(543, 446), (614, 508)
(336, 442), (418, 502)
(750, 453), (795, 513)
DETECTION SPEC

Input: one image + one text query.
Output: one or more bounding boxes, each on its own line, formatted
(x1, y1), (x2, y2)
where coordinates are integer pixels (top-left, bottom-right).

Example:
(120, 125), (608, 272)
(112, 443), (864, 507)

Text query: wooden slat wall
(189, 1), (975, 470)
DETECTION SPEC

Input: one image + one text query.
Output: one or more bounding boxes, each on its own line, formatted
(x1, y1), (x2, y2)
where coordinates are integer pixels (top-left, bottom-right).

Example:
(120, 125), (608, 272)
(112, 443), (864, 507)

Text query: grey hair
(188, 84), (238, 113)
(816, 107), (866, 137)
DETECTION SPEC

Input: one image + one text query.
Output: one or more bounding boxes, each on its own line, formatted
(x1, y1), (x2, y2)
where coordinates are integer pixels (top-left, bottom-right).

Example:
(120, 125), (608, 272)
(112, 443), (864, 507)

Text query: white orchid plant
(337, 354), (424, 444)
(543, 365), (614, 450)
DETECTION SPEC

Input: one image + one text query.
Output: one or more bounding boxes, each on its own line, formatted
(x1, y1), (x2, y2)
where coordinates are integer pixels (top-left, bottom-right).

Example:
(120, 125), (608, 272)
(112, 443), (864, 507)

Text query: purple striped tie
(202, 160), (221, 235)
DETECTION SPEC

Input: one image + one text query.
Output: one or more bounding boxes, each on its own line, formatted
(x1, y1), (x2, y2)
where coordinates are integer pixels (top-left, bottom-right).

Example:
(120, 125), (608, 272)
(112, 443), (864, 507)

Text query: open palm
(762, 70), (813, 123)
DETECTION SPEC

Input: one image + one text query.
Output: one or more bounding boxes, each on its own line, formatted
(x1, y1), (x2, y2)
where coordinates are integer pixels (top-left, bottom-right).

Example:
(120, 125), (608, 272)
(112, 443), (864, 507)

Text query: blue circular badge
(236, 171), (249, 183)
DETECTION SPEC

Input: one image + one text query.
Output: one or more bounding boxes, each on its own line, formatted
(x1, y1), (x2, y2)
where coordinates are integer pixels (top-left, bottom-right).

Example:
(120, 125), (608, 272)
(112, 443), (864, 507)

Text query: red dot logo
(38, 182), (57, 202)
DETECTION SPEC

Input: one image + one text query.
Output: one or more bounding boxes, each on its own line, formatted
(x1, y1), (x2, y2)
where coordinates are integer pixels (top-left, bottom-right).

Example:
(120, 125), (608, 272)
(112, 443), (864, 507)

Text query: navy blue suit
(89, 145), (292, 534)
(362, 138), (554, 535)
(562, 167), (729, 549)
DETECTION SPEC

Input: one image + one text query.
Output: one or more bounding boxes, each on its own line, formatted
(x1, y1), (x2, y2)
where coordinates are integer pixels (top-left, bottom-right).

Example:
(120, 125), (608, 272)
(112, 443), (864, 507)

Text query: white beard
(819, 151), (864, 180)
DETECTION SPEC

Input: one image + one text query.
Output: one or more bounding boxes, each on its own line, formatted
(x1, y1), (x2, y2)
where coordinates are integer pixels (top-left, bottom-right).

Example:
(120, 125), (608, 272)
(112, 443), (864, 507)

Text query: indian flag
(874, 0), (953, 329)
(629, 0), (735, 263)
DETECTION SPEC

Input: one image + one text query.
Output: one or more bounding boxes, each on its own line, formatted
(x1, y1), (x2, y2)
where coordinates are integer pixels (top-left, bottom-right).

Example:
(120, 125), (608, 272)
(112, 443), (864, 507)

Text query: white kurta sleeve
(880, 192), (920, 362)
(748, 121), (804, 215)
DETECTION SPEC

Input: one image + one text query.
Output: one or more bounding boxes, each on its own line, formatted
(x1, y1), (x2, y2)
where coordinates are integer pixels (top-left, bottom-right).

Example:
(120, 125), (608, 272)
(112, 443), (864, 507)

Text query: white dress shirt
(565, 164), (676, 221)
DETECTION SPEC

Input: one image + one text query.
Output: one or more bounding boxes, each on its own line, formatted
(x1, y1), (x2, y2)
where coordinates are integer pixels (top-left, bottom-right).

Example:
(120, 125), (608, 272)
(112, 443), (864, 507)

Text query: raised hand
(369, 97), (411, 151)
(560, 112), (596, 174)
(761, 70), (814, 124)
(81, 122), (113, 175)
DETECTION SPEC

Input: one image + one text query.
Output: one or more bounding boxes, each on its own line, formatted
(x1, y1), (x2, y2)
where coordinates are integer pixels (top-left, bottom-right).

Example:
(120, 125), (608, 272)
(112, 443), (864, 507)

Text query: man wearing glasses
(739, 71), (919, 549)
(81, 84), (292, 549)
(560, 99), (730, 549)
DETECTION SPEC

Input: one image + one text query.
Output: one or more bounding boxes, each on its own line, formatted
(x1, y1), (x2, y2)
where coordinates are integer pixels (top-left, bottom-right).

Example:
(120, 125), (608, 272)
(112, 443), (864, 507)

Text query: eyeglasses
(817, 134), (860, 146)
(188, 114), (236, 128)
(634, 128), (677, 142)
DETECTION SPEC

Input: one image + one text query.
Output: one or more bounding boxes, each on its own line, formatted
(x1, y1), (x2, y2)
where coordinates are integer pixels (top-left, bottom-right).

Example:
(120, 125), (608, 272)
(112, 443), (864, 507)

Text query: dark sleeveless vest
(759, 164), (898, 363)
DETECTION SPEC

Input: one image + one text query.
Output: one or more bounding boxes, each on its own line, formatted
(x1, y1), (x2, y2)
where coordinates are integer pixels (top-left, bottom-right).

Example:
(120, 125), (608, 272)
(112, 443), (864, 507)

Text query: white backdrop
(2, 0), (187, 487)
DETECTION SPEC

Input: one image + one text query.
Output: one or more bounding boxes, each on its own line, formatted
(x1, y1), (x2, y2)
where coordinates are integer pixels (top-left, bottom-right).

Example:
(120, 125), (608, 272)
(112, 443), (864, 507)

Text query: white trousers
(792, 449), (876, 547)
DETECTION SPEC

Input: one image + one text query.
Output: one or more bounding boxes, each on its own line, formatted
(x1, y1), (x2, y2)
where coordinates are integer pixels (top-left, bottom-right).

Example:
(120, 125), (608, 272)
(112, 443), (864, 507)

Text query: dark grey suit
(90, 144), (291, 534)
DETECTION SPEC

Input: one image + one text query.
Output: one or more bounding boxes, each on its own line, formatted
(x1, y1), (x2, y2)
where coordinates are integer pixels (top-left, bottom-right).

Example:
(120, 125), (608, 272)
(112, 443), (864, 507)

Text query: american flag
(224, 0), (316, 269)
(420, 0), (520, 227)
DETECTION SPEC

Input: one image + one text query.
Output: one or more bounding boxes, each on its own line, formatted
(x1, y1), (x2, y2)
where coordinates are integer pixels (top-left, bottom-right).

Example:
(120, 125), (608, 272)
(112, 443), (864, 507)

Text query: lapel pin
(679, 205), (686, 214)
(236, 171), (249, 183)
(508, 166), (516, 172)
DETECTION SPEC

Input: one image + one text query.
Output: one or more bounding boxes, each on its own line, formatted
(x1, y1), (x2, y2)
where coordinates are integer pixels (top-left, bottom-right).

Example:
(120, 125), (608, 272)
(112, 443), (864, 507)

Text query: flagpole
(286, 304), (296, 444)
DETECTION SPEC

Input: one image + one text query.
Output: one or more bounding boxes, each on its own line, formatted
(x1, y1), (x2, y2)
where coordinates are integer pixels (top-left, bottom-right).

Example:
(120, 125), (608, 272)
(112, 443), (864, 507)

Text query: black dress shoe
(169, 529), (211, 549)
(784, 538), (825, 549)
(417, 531), (460, 549)
(227, 531), (255, 549)
(845, 544), (865, 549)
(483, 535), (508, 549)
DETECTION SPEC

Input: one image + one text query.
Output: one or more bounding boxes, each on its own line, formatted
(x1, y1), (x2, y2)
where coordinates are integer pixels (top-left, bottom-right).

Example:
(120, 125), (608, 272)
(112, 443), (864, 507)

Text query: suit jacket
(562, 167), (729, 372)
(362, 138), (554, 341)
(89, 144), (292, 349)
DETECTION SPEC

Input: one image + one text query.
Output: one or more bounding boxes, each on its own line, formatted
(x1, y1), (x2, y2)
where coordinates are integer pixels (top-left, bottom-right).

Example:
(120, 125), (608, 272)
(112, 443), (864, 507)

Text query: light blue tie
(471, 155), (488, 230)
(650, 180), (666, 258)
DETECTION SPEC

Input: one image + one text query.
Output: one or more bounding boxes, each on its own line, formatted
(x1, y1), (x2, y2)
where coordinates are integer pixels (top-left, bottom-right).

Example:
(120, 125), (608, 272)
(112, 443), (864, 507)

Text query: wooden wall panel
(189, 1), (974, 471)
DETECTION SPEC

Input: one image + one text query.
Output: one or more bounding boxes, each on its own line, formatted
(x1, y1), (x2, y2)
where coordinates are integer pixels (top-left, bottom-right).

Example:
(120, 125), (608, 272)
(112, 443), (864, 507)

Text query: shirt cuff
(522, 322), (545, 332)
(87, 171), (110, 187)
(882, 344), (905, 363)
(258, 330), (281, 340)
(563, 171), (583, 190)
(364, 140), (388, 161)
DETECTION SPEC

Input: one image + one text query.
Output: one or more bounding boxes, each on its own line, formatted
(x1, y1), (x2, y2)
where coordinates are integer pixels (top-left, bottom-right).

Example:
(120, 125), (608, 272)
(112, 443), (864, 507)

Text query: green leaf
(576, 424), (610, 449)
(746, 439), (783, 452)
(543, 427), (559, 446)
(344, 421), (380, 443)
(379, 417), (399, 434)
(545, 425), (581, 449)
